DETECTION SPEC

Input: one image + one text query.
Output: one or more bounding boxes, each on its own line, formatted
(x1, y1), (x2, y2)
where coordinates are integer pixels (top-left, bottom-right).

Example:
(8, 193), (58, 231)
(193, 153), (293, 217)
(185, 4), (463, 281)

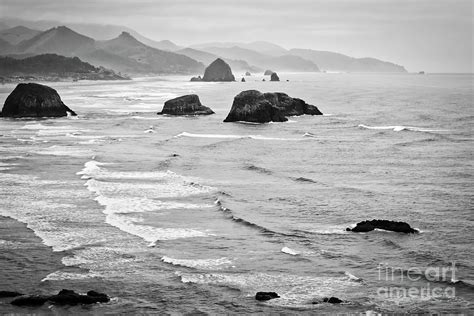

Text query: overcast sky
(1, 0), (472, 72)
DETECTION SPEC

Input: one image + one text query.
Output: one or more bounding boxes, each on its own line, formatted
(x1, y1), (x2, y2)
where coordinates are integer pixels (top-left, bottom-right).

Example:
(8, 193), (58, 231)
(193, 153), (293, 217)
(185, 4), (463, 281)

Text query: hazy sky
(1, 0), (472, 72)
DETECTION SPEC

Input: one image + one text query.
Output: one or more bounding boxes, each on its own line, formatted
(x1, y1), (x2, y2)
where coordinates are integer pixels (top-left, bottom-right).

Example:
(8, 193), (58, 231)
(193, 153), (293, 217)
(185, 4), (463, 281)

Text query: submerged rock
(223, 90), (322, 123)
(10, 289), (110, 306)
(0, 291), (23, 298)
(270, 72), (280, 81)
(202, 58), (235, 82)
(346, 219), (419, 234)
(323, 297), (343, 304)
(158, 94), (214, 115)
(255, 292), (280, 301)
(264, 70), (274, 75)
(0, 83), (76, 118)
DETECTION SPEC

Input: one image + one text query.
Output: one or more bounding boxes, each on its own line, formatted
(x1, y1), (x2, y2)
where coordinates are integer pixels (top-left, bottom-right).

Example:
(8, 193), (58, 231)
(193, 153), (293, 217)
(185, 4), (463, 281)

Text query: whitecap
(281, 247), (299, 256)
(161, 256), (233, 270)
(358, 124), (448, 133)
(42, 271), (99, 282)
(175, 132), (305, 141)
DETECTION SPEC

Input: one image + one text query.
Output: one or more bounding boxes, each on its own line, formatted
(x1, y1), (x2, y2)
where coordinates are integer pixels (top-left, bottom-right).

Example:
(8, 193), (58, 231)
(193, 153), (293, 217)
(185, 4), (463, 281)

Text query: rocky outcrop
(245, 71), (251, 76)
(190, 75), (202, 82)
(0, 83), (76, 118)
(0, 291), (23, 298)
(255, 292), (280, 301)
(10, 289), (109, 307)
(241, 77), (246, 82)
(270, 72), (280, 81)
(264, 70), (274, 75)
(158, 94), (214, 115)
(224, 90), (322, 123)
(223, 90), (288, 123)
(202, 58), (235, 82)
(346, 220), (419, 234)
(312, 297), (344, 304)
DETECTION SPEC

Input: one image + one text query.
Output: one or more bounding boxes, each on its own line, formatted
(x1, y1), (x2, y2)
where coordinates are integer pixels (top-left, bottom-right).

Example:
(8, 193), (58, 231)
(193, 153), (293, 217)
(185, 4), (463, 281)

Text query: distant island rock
(270, 72), (280, 81)
(346, 219), (419, 234)
(190, 75), (202, 81)
(158, 94), (214, 115)
(0, 54), (129, 83)
(223, 90), (322, 123)
(245, 71), (251, 76)
(202, 58), (235, 81)
(264, 70), (274, 75)
(0, 83), (77, 118)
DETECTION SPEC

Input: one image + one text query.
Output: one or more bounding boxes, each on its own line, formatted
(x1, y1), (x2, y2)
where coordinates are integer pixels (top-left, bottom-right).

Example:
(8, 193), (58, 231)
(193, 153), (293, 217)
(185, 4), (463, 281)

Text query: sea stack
(270, 72), (280, 81)
(224, 90), (323, 123)
(202, 58), (235, 82)
(158, 94), (214, 115)
(264, 70), (274, 75)
(0, 83), (76, 118)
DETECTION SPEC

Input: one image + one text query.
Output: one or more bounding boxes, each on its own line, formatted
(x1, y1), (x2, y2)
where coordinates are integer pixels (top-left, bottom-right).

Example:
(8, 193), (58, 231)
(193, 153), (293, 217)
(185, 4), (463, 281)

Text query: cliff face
(202, 58), (235, 81)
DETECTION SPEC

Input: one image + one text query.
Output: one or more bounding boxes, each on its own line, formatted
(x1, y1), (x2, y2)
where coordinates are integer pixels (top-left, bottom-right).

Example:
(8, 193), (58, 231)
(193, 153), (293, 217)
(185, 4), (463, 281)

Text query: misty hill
(199, 46), (320, 72)
(0, 54), (128, 82)
(289, 49), (407, 72)
(6, 26), (204, 75)
(0, 38), (13, 54)
(16, 26), (95, 56)
(0, 26), (41, 45)
(192, 41), (288, 56)
(94, 32), (203, 74)
(177, 48), (260, 72)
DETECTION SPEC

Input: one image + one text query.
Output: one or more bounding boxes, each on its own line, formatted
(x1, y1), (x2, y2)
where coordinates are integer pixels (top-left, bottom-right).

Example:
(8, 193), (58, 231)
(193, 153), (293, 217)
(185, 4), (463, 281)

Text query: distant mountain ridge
(0, 19), (408, 74)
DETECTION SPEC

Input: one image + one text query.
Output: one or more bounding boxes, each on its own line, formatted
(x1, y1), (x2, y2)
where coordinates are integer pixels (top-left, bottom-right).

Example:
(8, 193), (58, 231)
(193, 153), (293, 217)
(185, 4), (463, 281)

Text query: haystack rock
(264, 70), (274, 75)
(241, 77), (246, 82)
(202, 58), (235, 82)
(158, 94), (214, 115)
(223, 90), (322, 123)
(270, 72), (280, 81)
(0, 83), (76, 118)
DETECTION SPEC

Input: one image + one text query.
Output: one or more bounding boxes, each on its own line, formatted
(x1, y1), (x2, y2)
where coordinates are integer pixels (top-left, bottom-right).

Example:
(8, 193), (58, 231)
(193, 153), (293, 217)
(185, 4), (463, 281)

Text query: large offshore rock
(158, 94), (214, 115)
(224, 90), (322, 123)
(202, 58), (235, 82)
(347, 219), (419, 234)
(0, 83), (76, 118)
(270, 72), (280, 81)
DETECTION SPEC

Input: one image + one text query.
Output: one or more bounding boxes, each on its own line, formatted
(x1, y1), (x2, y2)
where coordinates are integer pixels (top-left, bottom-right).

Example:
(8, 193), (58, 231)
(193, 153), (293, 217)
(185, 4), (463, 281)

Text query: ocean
(0, 73), (473, 314)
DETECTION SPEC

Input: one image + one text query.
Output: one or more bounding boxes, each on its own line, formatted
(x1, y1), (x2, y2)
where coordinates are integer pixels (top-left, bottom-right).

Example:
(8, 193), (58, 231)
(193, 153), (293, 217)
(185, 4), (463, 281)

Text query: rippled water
(0, 73), (473, 314)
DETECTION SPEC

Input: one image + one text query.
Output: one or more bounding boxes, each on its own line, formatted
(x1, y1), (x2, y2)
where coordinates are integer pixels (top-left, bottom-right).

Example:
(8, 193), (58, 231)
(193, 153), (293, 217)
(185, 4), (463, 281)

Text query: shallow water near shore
(0, 73), (473, 314)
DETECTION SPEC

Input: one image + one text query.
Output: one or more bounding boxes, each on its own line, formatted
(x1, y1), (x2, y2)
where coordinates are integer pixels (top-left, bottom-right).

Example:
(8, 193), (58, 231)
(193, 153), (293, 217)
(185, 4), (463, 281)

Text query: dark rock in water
(262, 78), (266, 81)
(245, 71), (251, 76)
(190, 75), (202, 82)
(11, 295), (49, 306)
(270, 72), (280, 81)
(0, 83), (76, 118)
(10, 289), (110, 306)
(241, 77), (246, 82)
(264, 70), (274, 75)
(158, 94), (214, 116)
(223, 90), (287, 123)
(202, 58), (235, 82)
(255, 292), (280, 301)
(0, 291), (23, 298)
(224, 90), (322, 123)
(347, 219), (419, 234)
(323, 297), (343, 304)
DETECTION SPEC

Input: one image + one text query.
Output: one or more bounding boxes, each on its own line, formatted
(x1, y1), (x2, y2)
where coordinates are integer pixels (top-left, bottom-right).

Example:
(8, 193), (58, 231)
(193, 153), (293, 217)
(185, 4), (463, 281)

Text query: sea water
(0, 73), (472, 313)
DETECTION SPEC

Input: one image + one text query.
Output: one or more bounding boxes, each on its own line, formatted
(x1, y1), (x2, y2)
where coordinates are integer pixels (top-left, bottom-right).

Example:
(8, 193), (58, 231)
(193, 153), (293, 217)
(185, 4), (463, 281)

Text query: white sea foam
(33, 145), (92, 157)
(344, 271), (363, 282)
(358, 124), (448, 133)
(176, 132), (304, 141)
(42, 271), (99, 282)
(281, 247), (300, 256)
(161, 256), (233, 270)
(177, 271), (361, 306)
